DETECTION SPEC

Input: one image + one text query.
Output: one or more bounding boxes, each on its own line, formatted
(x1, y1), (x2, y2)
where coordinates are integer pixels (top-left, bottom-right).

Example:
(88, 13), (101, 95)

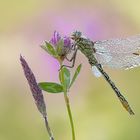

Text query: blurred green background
(0, 0), (140, 140)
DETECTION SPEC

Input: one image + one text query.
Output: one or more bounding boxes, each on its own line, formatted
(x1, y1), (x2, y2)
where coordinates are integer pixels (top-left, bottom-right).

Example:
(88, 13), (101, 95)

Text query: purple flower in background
(20, 55), (47, 117)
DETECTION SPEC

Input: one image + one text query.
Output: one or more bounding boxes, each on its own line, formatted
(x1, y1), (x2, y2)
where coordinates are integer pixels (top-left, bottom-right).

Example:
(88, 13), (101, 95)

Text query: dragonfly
(66, 31), (140, 115)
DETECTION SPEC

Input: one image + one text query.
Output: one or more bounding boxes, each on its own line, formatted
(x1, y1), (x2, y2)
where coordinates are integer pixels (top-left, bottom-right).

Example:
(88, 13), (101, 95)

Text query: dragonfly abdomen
(95, 63), (134, 115)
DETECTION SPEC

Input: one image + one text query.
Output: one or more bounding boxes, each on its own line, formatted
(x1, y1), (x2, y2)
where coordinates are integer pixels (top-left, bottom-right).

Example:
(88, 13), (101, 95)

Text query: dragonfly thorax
(71, 31), (98, 65)
(78, 38), (94, 53)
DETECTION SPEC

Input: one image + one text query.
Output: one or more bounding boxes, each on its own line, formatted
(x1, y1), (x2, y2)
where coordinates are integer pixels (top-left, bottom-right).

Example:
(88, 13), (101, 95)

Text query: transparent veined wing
(92, 66), (102, 77)
(94, 35), (140, 69)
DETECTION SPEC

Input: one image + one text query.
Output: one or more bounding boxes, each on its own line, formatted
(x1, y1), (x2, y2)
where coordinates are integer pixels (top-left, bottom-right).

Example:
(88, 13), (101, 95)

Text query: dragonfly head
(71, 31), (82, 41)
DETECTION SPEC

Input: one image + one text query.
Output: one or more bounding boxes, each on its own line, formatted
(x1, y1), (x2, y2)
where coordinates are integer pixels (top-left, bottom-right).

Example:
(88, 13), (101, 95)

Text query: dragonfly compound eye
(71, 31), (82, 40)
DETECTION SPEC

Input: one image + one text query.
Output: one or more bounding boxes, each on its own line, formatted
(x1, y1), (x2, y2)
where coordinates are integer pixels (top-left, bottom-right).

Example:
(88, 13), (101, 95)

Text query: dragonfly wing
(94, 35), (140, 69)
(92, 66), (102, 77)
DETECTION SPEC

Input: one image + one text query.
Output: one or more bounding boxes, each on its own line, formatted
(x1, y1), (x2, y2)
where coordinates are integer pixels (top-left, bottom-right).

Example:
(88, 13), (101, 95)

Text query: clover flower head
(50, 31), (72, 49)
(42, 31), (72, 61)
(50, 31), (61, 46)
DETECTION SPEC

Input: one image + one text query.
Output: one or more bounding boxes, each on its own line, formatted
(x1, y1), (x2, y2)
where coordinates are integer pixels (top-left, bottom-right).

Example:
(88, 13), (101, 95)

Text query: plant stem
(64, 92), (75, 140)
(59, 62), (75, 140)
(44, 116), (54, 140)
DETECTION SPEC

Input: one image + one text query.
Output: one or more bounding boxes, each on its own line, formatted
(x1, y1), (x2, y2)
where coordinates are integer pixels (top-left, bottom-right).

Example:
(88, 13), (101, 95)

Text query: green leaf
(63, 67), (71, 89)
(59, 67), (70, 91)
(69, 64), (82, 88)
(41, 42), (57, 57)
(56, 40), (64, 55)
(38, 82), (63, 93)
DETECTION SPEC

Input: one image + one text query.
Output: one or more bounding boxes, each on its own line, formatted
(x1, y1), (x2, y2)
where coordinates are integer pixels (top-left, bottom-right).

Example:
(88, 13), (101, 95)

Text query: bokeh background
(1, 0), (140, 140)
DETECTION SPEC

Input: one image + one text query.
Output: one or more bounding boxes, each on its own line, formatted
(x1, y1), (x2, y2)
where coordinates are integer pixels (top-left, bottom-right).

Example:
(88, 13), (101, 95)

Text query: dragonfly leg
(66, 55), (74, 62)
(59, 48), (78, 70)
(71, 43), (76, 50)
(65, 43), (77, 62)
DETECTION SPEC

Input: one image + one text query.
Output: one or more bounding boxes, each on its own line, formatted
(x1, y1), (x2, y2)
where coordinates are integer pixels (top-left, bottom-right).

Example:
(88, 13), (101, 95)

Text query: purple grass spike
(20, 55), (47, 117)
(20, 55), (55, 140)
